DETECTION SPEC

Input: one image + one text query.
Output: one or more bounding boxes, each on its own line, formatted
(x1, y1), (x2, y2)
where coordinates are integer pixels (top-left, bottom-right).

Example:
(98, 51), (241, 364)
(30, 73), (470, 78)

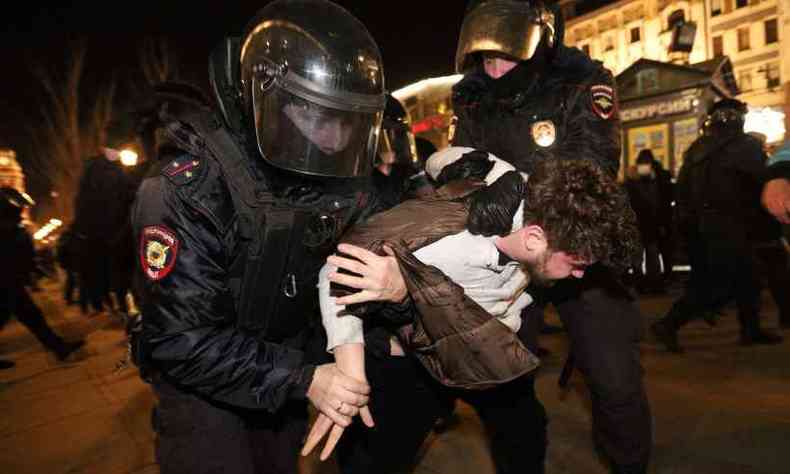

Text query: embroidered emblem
(531, 120), (557, 148)
(590, 85), (616, 120)
(166, 159), (200, 177)
(140, 226), (180, 281)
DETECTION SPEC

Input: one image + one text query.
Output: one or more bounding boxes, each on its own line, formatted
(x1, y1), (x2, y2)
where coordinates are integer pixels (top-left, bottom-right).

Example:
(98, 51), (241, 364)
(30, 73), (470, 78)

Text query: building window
(766, 63), (780, 88)
(630, 27), (641, 43)
(764, 19), (778, 44)
(738, 70), (752, 92)
(735, 0), (747, 8)
(713, 35), (724, 56)
(737, 27), (750, 51)
(604, 36), (614, 51)
(668, 10), (685, 30)
(582, 44), (590, 56)
(711, 0), (723, 16)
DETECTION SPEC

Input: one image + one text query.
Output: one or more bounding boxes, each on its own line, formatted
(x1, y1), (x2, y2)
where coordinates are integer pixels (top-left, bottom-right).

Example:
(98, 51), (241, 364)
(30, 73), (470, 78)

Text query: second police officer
(450, 1), (650, 473)
(130, 1), (392, 473)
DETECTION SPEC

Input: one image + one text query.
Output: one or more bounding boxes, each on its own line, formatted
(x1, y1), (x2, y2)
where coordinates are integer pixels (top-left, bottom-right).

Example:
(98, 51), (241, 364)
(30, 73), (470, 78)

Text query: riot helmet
(704, 98), (747, 135)
(240, 0), (386, 178)
(378, 95), (417, 166)
(456, 0), (558, 73)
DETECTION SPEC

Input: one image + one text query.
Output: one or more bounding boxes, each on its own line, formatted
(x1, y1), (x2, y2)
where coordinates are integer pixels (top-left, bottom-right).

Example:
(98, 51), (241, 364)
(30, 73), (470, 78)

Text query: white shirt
(319, 229), (532, 352)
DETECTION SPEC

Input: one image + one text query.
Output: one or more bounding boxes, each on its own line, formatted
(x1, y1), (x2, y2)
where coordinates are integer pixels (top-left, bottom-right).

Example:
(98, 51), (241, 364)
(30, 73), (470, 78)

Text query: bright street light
(120, 149), (139, 167)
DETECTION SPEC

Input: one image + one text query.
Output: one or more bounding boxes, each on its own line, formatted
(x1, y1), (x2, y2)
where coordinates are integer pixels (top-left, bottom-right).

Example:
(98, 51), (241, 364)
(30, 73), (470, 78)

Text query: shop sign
(621, 96), (696, 123)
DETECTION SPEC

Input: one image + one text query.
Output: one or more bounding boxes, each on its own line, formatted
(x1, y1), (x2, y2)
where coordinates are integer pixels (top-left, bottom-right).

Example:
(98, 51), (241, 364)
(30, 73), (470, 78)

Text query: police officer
(450, 1), (649, 473)
(372, 94), (423, 209)
(130, 2), (387, 473)
(0, 188), (84, 365)
(650, 99), (784, 352)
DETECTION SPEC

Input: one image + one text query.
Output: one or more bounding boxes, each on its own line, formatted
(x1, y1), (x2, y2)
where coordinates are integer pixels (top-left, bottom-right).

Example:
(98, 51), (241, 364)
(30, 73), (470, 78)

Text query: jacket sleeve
(132, 169), (313, 412)
(564, 66), (622, 177)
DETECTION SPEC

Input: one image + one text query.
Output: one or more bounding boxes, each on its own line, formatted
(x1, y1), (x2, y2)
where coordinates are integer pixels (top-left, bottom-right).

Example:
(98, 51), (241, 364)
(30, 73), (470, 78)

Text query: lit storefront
(616, 56), (739, 177)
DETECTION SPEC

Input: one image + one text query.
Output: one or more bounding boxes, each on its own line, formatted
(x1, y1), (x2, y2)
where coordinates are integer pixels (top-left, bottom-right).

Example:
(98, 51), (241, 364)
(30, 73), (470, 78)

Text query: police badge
(531, 120), (557, 148)
(140, 226), (180, 281)
(590, 85), (616, 120)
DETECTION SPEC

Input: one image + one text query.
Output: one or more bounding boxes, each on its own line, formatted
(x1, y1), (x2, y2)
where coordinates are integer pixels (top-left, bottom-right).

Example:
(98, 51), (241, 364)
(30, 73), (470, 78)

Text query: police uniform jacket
(452, 44), (621, 177)
(131, 120), (378, 413)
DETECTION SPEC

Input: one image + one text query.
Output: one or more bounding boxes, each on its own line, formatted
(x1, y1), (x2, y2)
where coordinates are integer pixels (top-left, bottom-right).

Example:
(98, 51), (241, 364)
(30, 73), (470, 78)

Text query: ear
(521, 225), (548, 253)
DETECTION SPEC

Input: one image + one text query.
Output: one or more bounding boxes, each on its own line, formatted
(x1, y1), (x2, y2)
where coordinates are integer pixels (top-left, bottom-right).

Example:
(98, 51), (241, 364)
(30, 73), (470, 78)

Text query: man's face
(283, 103), (354, 155)
(482, 52), (519, 79)
(523, 248), (591, 287)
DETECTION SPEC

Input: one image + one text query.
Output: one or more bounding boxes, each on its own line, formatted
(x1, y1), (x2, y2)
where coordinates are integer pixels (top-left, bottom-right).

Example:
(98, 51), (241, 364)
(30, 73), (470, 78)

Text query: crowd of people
(2, 1), (789, 474)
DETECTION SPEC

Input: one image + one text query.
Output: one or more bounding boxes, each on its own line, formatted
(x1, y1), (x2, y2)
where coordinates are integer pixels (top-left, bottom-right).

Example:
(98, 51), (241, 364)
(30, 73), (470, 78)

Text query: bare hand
(327, 243), (407, 305)
(301, 406), (375, 460)
(762, 178), (790, 224)
(306, 364), (370, 427)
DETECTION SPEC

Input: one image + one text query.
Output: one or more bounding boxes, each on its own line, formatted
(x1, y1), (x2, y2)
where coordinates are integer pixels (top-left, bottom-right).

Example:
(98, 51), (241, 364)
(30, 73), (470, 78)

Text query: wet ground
(1, 276), (788, 474)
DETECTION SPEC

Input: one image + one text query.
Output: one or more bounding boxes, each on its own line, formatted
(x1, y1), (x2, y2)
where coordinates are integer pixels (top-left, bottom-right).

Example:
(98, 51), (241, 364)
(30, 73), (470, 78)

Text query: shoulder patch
(162, 156), (203, 185)
(590, 84), (616, 120)
(139, 225), (180, 281)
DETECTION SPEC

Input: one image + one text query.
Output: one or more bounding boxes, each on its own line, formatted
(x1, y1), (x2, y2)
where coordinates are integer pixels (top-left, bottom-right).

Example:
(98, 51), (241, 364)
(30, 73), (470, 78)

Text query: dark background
(0, 1), (608, 201)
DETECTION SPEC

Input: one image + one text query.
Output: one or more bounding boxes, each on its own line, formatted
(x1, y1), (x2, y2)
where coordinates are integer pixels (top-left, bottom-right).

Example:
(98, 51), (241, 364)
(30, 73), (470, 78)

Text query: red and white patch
(590, 84), (616, 120)
(139, 226), (180, 281)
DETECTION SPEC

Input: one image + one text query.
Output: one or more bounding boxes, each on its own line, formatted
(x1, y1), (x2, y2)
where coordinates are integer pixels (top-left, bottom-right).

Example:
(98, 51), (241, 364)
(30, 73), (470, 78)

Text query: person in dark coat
(72, 146), (138, 315)
(626, 149), (674, 293)
(449, 1), (648, 472)
(130, 3), (397, 473)
(0, 188), (84, 367)
(650, 99), (784, 353)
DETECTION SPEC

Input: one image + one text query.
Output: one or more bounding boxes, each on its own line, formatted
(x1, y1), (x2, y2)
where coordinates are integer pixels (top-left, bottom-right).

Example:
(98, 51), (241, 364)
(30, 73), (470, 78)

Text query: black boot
(650, 319), (683, 353)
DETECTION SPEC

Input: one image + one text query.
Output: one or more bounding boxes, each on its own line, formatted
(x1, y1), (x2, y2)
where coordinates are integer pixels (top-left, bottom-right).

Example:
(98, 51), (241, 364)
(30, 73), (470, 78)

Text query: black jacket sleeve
(132, 159), (313, 412)
(563, 64), (622, 177)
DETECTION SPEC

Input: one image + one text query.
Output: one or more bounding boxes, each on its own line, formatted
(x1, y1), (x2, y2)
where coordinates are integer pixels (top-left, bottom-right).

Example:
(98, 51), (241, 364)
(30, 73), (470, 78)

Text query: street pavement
(1, 276), (788, 474)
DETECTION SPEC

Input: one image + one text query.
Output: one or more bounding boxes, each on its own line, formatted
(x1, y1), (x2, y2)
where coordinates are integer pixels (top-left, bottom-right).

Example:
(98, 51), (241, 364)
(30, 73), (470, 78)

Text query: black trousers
(0, 284), (68, 354)
(336, 353), (547, 474)
(523, 266), (652, 473)
(152, 379), (307, 474)
(664, 232), (766, 337)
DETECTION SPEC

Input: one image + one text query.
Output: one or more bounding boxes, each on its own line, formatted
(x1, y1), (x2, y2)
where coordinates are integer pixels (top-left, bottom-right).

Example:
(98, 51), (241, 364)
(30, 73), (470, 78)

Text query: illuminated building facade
(561, 0), (788, 144)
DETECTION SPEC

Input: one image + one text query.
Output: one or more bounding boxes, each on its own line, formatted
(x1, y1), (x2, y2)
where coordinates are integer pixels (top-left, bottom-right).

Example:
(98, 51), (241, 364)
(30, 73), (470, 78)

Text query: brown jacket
(337, 180), (539, 390)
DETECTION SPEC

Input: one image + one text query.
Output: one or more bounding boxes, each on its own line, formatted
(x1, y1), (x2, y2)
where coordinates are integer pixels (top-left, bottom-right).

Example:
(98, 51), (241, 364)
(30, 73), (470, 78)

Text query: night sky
(0, 1), (605, 198)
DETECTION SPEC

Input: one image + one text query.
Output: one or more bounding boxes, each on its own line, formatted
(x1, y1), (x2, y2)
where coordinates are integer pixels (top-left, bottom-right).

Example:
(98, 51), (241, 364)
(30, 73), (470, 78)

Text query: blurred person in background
(626, 149), (674, 293)
(651, 99), (783, 353)
(0, 187), (84, 368)
(72, 117), (143, 317)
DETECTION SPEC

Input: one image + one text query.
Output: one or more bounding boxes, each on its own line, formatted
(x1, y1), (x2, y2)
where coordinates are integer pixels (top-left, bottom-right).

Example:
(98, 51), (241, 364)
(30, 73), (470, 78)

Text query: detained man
(304, 148), (640, 473)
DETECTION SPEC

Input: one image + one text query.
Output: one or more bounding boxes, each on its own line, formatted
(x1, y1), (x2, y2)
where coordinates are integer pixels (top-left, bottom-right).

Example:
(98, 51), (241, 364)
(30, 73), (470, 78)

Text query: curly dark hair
(522, 160), (641, 272)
